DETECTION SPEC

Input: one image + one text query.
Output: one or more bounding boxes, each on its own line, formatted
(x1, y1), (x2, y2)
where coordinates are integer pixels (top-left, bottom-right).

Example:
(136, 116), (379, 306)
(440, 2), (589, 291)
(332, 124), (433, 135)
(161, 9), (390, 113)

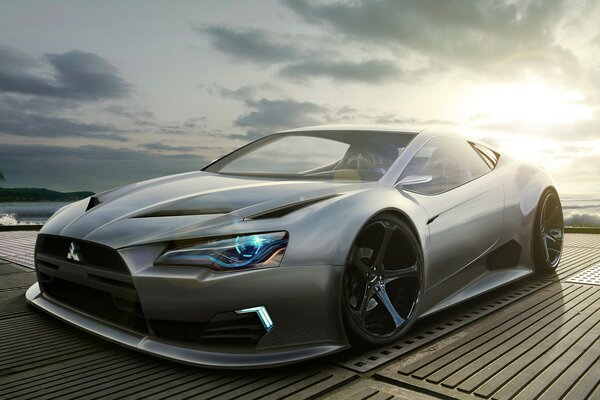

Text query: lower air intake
(41, 277), (148, 333)
(149, 311), (266, 345)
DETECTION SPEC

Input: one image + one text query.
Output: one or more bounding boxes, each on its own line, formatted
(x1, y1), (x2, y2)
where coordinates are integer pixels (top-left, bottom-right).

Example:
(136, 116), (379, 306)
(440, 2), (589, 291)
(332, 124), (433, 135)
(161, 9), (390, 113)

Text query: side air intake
(247, 195), (338, 220)
(487, 240), (522, 269)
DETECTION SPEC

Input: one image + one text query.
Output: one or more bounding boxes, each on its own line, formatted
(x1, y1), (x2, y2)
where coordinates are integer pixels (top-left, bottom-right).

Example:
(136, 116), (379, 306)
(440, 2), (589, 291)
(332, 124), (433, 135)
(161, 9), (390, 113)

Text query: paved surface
(0, 232), (599, 399)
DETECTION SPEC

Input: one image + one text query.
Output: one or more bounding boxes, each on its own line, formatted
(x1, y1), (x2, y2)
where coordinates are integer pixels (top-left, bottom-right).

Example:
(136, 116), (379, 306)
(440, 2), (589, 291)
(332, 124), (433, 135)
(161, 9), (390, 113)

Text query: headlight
(154, 232), (289, 271)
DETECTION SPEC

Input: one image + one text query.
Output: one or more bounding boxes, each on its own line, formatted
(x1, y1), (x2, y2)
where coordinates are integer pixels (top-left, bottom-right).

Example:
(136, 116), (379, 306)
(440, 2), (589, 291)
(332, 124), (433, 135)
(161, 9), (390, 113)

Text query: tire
(342, 213), (423, 347)
(533, 189), (564, 274)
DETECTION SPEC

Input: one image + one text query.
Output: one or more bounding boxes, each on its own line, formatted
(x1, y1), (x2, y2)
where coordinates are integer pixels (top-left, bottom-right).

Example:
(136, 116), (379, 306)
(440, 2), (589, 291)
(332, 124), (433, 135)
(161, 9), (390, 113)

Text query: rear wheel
(533, 189), (564, 274)
(342, 214), (423, 346)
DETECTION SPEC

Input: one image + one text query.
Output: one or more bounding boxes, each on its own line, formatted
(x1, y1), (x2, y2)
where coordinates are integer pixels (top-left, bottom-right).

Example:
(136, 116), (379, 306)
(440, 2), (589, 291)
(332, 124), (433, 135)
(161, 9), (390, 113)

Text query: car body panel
(414, 171), (505, 313)
(27, 126), (558, 368)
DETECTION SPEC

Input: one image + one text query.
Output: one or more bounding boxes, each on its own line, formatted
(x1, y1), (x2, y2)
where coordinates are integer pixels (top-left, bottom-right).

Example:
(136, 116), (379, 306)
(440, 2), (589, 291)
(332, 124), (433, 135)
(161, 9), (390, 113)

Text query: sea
(0, 194), (599, 227)
(561, 193), (600, 227)
(0, 202), (69, 226)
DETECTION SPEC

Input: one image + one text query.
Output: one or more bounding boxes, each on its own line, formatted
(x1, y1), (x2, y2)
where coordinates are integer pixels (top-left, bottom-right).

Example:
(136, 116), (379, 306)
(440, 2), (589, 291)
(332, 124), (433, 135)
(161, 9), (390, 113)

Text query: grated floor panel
(0, 232), (599, 399)
(567, 263), (600, 286)
(376, 282), (600, 400)
(0, 231), (37, 269)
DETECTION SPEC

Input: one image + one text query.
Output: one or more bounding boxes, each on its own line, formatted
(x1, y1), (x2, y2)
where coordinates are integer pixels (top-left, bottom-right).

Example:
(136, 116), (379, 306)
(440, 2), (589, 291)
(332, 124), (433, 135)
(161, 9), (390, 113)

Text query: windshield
(205, 130), (416, 181)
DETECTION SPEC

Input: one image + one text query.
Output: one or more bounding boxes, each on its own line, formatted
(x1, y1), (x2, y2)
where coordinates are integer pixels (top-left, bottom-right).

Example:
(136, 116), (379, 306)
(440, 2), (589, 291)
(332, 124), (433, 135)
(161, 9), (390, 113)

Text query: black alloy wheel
(342, 214), (423, 346)
(534, 189), (564, 273)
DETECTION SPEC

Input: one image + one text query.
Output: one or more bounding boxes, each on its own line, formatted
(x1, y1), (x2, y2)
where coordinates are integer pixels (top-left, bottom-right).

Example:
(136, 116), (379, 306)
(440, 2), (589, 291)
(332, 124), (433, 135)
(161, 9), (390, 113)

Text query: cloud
(0, 144), (208, 192)
(282, 0), (578, 80)
(0, 46), (131, 100)
(0, 97), (128, 141)
(280, 59), (402, 83)
(233, 98), (326, 139)
(554, 153), (600, 193)
(324, 106), (457, 127)
(0, 47), (134, 142)
(105, 105), (154, 120)
(141, 142), (201, 152)
(198, 25), (299, 64)
(211, 83), (457, 140)
(0, 94), (74, 113)
(105, 105), (209, 136)
(198, 26), (405, 84)
(371, 114), (456, 126)
(0, 45), (38, 74)
(204, 83), (276, 101)
(0, 105), (126, 142)
(470, 115), (600, 141)
(183, 116), (207, 128)
(206, 83), (327, 139)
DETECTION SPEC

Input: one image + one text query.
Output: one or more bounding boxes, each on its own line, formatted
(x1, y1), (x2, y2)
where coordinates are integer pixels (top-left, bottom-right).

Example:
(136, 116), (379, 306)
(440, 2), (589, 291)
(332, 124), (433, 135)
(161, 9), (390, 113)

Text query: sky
(0, 0), (599, 195)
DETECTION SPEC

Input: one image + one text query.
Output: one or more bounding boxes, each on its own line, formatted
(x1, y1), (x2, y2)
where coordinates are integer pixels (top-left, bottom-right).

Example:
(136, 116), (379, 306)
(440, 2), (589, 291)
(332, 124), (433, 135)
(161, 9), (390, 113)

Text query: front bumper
(28, 235), (349, 368)
(26, 283), (344, 368)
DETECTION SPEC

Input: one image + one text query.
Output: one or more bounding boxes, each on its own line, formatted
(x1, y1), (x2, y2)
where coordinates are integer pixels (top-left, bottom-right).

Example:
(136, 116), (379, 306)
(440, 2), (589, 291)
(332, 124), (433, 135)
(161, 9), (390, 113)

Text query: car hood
(42, 171), (374, 247)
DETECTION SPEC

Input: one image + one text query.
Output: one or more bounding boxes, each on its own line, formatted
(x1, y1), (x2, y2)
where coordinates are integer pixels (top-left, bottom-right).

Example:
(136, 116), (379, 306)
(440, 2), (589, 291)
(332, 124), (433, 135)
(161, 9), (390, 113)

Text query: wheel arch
(343, 207), (423, 266)
(530, 184), (563, 272)
(340, 206), (426, 345)
(529, 184), (560, 250)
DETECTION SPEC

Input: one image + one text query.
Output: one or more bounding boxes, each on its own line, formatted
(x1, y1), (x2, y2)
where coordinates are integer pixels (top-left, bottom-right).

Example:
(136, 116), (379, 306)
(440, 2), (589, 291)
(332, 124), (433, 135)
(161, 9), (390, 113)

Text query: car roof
(277, 125), (498, 151)
(278, 124), (423, 135)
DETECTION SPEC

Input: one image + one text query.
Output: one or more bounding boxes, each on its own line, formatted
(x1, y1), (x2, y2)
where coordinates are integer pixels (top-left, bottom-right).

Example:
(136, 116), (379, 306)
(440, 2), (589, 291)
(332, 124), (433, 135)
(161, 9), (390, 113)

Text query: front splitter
(25, 283), (345, 369)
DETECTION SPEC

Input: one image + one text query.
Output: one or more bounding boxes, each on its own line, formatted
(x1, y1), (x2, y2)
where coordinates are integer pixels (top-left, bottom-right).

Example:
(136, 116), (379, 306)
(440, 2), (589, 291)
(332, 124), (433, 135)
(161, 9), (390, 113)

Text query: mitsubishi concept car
(26, 126), (564, 368)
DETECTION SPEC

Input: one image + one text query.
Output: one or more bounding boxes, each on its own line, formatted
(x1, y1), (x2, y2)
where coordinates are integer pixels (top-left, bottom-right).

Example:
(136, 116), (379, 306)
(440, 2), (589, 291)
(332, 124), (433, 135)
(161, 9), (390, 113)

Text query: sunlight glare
(468, 82), (592, 125)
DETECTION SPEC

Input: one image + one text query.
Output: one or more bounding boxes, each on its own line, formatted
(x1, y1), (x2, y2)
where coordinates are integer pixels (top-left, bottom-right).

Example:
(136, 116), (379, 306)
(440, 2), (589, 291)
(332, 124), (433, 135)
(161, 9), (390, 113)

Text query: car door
(397, 136), (505, 301)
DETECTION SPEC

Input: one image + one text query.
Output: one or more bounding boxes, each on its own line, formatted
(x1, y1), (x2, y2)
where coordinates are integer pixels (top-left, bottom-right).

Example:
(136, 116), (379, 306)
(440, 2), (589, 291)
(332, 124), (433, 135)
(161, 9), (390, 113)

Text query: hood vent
(85, 196), (101, 212)
(247, 195), (338, 220)
(134, 206), (235, 218)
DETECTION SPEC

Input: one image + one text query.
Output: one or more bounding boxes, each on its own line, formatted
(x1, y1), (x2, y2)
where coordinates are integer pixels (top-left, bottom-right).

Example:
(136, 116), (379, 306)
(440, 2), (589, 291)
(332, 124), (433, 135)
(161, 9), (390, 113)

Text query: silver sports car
(26, 126), (564, 368)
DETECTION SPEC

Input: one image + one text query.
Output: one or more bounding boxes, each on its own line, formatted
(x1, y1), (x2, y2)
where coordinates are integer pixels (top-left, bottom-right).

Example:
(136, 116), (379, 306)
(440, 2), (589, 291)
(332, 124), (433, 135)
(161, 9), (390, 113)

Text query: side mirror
(396, 175), (433, 187)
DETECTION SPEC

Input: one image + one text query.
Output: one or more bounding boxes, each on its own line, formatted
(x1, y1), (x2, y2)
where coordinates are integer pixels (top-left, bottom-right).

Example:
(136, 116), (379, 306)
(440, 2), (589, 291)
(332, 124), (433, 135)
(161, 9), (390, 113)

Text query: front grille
(35, 234), (146, 333)
(41, 276), (148, 333)
(37, 234), (129, 274)
(149, 311), (266, 345)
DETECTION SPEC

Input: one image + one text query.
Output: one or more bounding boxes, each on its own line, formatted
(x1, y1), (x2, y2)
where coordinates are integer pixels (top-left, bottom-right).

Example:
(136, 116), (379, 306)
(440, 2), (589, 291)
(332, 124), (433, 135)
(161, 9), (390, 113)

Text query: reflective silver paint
(27, 126), (557, 368)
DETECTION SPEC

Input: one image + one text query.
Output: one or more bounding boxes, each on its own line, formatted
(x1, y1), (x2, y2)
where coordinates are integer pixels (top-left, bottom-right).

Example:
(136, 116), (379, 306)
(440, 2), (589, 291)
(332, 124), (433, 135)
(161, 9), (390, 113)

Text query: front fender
(280, 187), (429, 267)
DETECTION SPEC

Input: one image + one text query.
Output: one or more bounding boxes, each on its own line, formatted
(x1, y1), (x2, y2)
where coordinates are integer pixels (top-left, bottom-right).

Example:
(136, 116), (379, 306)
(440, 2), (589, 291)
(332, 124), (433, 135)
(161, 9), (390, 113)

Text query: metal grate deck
(0, 231), (599, 399)
(0, 348), (356, 400)
(567, 263), (600, 286)
(0, 230), (37, 269)
(376, 282), (600, 399)
(334, 279), (551, 373)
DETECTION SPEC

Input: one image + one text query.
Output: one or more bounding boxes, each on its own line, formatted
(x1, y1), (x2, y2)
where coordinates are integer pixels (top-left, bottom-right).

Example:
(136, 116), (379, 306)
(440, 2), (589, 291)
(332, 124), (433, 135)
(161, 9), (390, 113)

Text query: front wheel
(342, 214), (423, 347)
(533, 189), (564, 274)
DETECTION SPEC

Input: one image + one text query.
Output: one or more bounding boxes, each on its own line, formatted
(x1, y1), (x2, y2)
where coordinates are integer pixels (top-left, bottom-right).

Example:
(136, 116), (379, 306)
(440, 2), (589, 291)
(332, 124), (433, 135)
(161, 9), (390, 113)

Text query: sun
(466, 81), (592, 126)
(460, 81), (594, 171)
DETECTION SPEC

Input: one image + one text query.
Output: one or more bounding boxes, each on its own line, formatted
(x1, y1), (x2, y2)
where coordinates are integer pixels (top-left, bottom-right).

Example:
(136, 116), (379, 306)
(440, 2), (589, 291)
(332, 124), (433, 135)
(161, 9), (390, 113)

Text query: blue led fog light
(236, 306), (274, 332)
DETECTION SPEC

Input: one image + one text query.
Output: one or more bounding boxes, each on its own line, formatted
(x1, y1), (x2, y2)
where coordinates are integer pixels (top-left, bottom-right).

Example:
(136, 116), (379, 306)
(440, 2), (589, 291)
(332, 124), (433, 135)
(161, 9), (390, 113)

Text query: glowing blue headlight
(154, 232), (288, 271)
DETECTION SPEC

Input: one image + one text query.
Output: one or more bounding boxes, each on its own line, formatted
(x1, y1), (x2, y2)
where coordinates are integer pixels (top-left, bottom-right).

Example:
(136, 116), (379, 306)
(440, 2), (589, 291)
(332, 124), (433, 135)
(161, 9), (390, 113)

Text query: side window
(399, 137), (491, 195)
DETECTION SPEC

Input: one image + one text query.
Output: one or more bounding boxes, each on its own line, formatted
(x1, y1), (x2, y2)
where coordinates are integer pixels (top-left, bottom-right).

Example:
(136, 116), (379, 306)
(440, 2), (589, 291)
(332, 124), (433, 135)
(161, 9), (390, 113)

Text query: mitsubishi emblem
(67, 242), (84, 262)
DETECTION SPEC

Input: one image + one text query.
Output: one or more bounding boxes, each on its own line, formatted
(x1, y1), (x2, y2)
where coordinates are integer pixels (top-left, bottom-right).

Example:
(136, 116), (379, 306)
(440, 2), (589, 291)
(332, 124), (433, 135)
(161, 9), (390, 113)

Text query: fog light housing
(236, 306), (273, 332)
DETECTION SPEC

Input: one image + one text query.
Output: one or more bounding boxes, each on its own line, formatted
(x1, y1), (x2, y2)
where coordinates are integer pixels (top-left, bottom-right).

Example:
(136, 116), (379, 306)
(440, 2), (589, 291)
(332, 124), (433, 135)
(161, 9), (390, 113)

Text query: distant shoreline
(0, 200), (79, 203)
(0, 188), (94, 202)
